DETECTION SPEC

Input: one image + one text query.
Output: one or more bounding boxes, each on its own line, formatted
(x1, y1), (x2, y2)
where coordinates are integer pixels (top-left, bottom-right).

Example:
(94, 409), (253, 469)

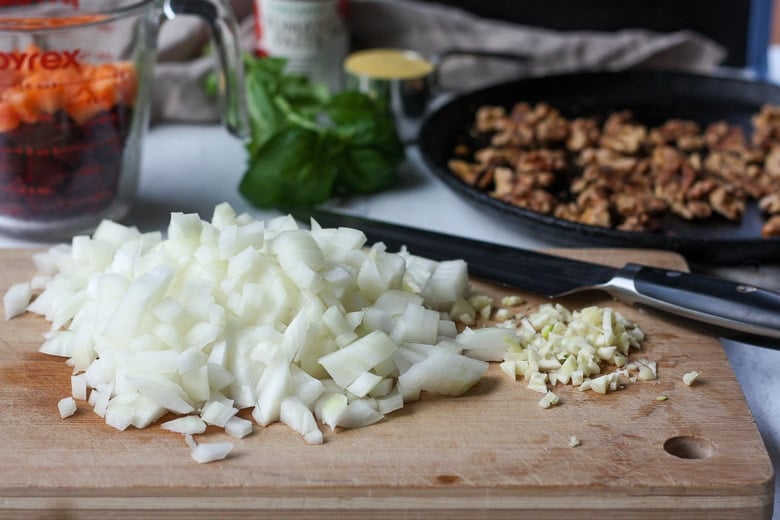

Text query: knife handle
(613, 263), (780, 341)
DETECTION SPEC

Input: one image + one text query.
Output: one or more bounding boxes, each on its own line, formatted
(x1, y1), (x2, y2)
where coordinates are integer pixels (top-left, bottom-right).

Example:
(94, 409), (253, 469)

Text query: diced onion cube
(225, 416), (253, 439)
(190, 440), (234, 463)
(106, 402), (134, 431)
(71, 374), (87, 401)
(161, 416), (207, 435)
(201, 400), (238, 427)
(57, 397), (77, 419)
(4, 281), (32, 320)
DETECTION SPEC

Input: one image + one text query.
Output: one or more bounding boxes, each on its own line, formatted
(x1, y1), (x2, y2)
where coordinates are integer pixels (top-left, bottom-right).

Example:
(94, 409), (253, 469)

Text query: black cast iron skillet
(417, 69), (780, 265)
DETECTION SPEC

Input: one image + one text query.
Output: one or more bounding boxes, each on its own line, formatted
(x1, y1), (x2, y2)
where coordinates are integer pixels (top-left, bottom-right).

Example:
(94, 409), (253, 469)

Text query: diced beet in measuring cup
(0, 106), (133, 220)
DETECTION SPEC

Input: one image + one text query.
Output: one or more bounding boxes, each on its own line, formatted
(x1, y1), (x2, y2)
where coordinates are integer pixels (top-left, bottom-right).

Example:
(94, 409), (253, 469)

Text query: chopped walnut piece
(684, 200), (713, 220)
(579, 203), (612, 228)
(705, 121), (746, 151)
(554, 200), (611, 227)
(613, 192), (667, 217)
(491, 120), (535, 148)
(475, 106), (506, 133)
(734, 169), (773, 199)
(599, 111), (647, 154)
(759, 192), (780, 214)
(752, 104), (780, 148)
(650, 146), (687, 180)
(474, 147), (518, 167)
(738, 146), (766, 164)
(491, 167), (516, 198)
(521, 190), (558, 214)
(704, 151), (748, 182)
(508, 101), (533, 121)
(515, 149), (565, 171)
(578, 147), (638, 174)
(523, 102), (555, 126)
(535, 111), (569, 145)
(685, 178), (718, 200)
(676, 134), (705, 152)
(448, 159), (482, 185)
(618, 213), (662, 232)
(652, 119), (704, 151)
(764, 147), (780, 178)
(576, 183), (611, 207)
(567, 118), (600, 151)
(709, 185), (746, 220)
(762, 215), (780, 237)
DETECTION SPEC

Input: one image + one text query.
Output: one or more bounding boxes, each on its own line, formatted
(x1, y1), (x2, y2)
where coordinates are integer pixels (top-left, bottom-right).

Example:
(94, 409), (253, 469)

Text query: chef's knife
(302, 209), (780, 346)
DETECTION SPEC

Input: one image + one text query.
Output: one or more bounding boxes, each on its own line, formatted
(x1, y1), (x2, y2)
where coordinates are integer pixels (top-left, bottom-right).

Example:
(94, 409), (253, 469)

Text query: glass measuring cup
(0, 0), (248, 239)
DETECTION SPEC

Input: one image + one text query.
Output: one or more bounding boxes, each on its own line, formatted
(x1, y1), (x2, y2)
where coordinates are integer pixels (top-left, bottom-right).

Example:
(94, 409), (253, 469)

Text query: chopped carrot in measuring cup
(63, 86), (104, 125)
(1, 87), (40, 124)
(21, 72), (65, 114)
(113, 62), (138, 106)
(86, 64), (121, 110)
(86, 63), (139, 107)
(56, 65), (97, 125)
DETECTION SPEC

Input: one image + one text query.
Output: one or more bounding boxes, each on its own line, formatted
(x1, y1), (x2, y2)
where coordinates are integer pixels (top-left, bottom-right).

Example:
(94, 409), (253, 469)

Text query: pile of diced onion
(3, 203), (647, 463)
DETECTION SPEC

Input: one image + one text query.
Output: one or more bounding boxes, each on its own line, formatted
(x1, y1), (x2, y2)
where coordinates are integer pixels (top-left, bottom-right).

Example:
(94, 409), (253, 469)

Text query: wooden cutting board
(0, 248), (773, 519)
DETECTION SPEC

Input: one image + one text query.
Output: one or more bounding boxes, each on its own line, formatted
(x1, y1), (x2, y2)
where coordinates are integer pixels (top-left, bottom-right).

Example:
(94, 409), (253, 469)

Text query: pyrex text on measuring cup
(0, 0), (247, 239)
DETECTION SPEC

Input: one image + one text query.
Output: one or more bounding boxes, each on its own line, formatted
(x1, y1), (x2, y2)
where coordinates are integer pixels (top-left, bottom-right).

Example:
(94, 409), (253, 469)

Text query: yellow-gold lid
(344, 48), (433, 80)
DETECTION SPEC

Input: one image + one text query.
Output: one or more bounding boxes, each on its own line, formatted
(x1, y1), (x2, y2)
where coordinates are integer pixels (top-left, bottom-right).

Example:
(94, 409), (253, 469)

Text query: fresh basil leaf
(244, 73), (287, 157)
(327, 90), (405, 189)
(327, 92), (402, 146)
(335, 144), (401, 194)
(240, 127), (338, 210)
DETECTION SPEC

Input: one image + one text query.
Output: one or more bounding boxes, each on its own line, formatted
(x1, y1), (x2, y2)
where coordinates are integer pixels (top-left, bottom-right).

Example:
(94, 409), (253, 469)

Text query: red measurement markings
(0, 110), (122, 141)
(1, 66), (133, 91)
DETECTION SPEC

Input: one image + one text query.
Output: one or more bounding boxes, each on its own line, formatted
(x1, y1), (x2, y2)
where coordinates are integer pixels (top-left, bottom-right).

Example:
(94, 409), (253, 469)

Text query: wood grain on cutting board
(0, 248), (773, 519)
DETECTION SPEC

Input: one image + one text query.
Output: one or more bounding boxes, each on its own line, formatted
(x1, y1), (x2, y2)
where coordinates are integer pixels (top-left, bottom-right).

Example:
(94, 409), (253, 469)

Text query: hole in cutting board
(663, 435), (716, 459)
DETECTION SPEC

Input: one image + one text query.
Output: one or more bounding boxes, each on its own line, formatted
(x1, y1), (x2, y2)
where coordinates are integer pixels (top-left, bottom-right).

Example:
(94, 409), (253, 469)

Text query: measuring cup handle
(165, 0), (249, 137)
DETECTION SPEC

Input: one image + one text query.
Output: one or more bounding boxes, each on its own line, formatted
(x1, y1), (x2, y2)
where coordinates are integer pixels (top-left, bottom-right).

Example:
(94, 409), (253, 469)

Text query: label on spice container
(254, 0), (349, 91)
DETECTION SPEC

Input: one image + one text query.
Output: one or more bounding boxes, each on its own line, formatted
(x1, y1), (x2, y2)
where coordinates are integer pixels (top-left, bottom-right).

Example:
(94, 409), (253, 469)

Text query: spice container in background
(253, 0), (349, 91)
(344, 48), (434, 118)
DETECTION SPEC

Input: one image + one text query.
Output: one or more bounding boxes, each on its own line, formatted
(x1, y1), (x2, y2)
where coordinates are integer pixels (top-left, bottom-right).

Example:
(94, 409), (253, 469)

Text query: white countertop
(0, 121), (777, 515)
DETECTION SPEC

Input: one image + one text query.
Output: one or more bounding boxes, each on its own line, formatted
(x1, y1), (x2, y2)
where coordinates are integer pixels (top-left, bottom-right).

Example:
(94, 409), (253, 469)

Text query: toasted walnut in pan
(449, 103), (780, 237)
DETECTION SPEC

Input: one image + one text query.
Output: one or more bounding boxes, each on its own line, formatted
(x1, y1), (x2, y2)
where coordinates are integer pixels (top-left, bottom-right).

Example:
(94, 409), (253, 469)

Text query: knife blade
(302, 209), (780, 345)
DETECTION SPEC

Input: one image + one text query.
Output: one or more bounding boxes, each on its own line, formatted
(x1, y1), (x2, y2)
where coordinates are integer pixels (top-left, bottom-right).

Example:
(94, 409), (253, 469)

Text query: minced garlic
(500, 303), (645, 397)
(682, 371), (700, 386)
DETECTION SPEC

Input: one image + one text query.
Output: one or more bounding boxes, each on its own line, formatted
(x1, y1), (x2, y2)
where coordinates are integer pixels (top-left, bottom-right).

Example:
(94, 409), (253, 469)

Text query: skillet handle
(430, 48), (533, 93)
